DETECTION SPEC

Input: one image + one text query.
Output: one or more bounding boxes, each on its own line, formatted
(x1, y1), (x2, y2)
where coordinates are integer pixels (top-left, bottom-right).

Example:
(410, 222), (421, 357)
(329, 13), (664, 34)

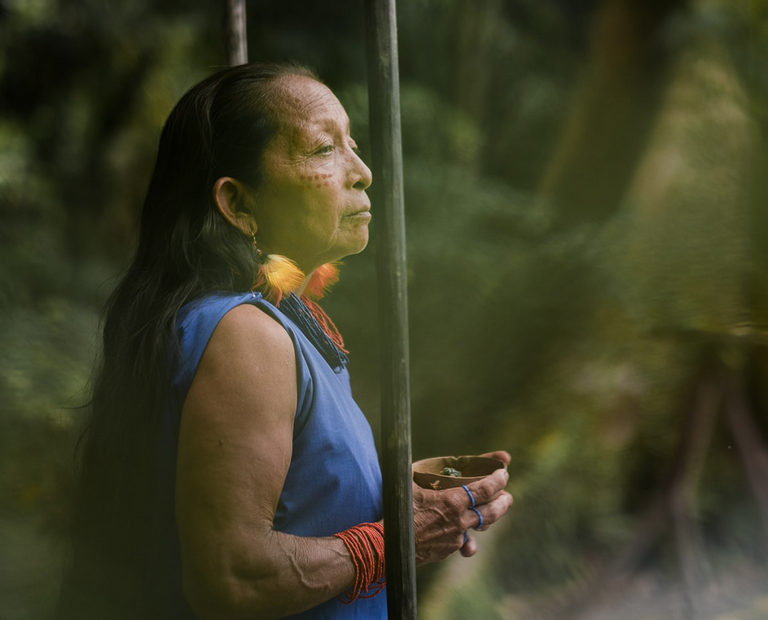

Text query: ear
(212, 177), (257, 235)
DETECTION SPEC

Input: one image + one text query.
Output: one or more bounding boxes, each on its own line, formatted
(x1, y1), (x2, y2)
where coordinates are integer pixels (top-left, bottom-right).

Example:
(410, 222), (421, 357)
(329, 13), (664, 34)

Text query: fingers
(457, 488), (512, 558)
(479, 450), (511, 468)
(461, 491), (512, 532)
(465, 468), (509, 506)
(460, 532), (477, 557)
(411, 466), (513, 566)
(457, 490), (512, 557)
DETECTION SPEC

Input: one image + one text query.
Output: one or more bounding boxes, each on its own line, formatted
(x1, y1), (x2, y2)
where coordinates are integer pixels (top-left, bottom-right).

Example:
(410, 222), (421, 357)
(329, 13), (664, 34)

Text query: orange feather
(305, 263), (341, 300)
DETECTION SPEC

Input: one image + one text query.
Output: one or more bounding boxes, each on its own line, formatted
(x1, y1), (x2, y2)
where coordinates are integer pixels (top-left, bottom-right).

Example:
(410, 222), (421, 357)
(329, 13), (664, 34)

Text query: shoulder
(218, 303), (292, 345)
(184, 302), (298, 426)
(205, 302), (295, 369)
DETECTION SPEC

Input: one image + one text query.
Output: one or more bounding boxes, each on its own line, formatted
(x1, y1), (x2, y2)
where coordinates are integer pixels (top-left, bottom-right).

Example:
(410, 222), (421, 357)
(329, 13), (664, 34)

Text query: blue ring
(463, 530), (469, 545)
(471, 507), (483, 530)
(461, 485), (476, 508)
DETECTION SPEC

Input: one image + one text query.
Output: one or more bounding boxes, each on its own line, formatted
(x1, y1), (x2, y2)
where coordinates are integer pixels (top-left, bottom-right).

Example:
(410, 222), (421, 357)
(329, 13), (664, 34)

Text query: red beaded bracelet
(333, 522), (386, 603)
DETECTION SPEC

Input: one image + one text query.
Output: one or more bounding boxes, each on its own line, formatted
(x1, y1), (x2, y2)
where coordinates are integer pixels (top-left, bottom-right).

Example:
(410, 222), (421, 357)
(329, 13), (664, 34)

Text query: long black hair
(58, 62), (318, 619)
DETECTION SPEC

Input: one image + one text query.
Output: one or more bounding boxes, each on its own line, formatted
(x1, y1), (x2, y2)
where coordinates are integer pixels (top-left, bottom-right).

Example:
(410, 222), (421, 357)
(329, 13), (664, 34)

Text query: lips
(345, 207), (371, 218)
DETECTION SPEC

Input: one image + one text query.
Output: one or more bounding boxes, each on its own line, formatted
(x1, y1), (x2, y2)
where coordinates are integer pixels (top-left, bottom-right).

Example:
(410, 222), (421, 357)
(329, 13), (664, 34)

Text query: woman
(60, 62), (513, 620)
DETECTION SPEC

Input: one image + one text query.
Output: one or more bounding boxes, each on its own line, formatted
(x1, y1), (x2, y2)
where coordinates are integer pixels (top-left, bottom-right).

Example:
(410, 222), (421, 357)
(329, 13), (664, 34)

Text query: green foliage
(2, 0), (768, 618)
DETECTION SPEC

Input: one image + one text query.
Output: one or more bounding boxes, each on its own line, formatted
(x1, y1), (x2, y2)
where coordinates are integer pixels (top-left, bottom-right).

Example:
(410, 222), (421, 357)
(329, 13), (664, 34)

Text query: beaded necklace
(278, 293), (350, 371)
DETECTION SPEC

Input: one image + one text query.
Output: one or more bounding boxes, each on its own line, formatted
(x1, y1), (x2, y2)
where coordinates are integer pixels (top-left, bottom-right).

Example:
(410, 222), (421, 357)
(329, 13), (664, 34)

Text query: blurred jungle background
(2, 0), (768, 618)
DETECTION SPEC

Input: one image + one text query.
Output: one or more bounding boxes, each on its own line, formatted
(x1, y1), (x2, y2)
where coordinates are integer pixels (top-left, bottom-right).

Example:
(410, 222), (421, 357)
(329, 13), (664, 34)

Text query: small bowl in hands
(412, 455), (505, 490)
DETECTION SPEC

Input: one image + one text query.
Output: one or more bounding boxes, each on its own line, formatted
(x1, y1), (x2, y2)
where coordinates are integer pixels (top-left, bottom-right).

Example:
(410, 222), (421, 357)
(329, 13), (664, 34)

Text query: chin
(320, 229), (369, 265)
(349, 233), (370, 257)
(340, 232), (370, 259)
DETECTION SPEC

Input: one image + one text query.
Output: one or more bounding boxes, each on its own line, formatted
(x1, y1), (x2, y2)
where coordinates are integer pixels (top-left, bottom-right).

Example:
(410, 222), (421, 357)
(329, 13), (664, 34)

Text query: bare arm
(176, 304), (514, 619)
(176, 304), (354, 620)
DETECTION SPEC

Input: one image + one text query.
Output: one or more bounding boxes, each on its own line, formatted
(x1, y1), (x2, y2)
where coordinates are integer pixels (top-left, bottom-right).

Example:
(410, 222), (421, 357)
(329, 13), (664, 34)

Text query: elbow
(182, 567), (283, 620)
(182, 573), (243, 620)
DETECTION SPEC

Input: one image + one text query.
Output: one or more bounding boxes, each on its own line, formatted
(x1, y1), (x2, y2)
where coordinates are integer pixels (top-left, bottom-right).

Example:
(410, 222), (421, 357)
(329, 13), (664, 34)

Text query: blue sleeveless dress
(154, 291), (386, 619)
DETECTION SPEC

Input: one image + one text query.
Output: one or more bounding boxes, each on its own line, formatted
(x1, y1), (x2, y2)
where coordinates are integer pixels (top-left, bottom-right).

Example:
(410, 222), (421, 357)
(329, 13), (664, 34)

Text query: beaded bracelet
(333, 522), (386, 603)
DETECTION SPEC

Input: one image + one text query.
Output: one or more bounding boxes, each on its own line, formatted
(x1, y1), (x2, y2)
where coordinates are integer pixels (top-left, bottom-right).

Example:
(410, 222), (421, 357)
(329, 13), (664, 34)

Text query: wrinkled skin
(180, 75), (514, 620)
(413, 451), (512, 564)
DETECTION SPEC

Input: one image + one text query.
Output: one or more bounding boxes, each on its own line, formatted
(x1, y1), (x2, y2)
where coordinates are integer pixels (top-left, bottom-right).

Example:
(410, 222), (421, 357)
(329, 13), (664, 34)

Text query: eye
(315, 144), (335, 156)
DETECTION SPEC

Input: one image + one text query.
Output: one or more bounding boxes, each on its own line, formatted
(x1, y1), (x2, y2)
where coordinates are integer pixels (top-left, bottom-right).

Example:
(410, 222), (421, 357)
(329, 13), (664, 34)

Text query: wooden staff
(364, 0), (417, 618)
(223, 0), (248, 65)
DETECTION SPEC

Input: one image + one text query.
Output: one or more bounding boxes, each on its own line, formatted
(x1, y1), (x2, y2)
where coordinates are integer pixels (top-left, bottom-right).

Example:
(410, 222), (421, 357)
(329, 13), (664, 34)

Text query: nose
(350, 150), (373, 191)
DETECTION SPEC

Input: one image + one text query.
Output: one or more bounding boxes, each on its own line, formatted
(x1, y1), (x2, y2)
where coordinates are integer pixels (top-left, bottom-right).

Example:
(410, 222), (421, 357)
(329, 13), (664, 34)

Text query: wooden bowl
(412, 455), (504, 490)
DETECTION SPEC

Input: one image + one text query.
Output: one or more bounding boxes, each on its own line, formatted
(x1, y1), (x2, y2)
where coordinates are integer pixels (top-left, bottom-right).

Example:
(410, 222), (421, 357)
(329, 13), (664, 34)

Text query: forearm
(184, 530), (355, 620)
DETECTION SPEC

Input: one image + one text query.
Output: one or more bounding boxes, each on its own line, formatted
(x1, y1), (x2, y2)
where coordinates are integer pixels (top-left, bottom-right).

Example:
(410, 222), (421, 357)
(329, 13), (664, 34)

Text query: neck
(296, 275), (311, 297)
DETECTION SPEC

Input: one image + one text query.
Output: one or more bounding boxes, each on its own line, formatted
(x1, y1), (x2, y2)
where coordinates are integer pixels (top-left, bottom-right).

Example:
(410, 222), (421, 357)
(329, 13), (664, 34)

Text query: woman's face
(253, 76), (373, 274)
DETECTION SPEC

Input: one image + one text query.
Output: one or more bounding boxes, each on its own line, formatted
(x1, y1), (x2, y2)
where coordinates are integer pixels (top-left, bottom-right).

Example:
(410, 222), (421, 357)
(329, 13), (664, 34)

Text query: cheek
(298, 173), (334, 190)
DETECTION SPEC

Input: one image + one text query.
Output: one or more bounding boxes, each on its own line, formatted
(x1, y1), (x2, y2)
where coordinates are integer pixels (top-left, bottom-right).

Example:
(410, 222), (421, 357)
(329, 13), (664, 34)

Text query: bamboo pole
(223, 0), (248, 66)
(364, 0), (417, 618)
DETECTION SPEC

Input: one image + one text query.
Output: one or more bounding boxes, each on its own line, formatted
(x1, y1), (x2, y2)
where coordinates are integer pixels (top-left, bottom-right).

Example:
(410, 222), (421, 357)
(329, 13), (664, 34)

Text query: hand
(459, 450), (511, 556)
(412, 451), (513, 565)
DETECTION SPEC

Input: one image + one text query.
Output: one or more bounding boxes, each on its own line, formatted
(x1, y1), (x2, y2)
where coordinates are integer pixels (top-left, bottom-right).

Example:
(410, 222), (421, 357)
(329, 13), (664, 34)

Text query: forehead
(270, 76), (349, 142)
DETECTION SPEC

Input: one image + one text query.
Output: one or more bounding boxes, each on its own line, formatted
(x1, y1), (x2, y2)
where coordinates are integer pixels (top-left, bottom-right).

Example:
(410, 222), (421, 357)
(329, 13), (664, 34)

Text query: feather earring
(304, 263), (341, 300)
(251, 233), (305, 306)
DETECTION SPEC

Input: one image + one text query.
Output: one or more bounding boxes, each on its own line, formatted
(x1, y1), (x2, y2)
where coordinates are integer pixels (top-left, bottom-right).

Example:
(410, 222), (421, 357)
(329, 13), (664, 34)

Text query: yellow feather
(255, 254), (305, 305)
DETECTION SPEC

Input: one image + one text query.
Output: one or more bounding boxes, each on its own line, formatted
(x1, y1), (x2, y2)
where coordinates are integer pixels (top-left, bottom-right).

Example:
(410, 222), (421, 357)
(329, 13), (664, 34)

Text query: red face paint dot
(315, 175), (320, 180)
(316, 183), (322, 188)
(324, 182), (329, 186)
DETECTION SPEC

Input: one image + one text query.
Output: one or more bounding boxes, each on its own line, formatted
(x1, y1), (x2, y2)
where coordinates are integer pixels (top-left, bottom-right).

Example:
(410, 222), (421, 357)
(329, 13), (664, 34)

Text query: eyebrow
(282, 109), (352, 155)
(313, 114), (350, 135)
